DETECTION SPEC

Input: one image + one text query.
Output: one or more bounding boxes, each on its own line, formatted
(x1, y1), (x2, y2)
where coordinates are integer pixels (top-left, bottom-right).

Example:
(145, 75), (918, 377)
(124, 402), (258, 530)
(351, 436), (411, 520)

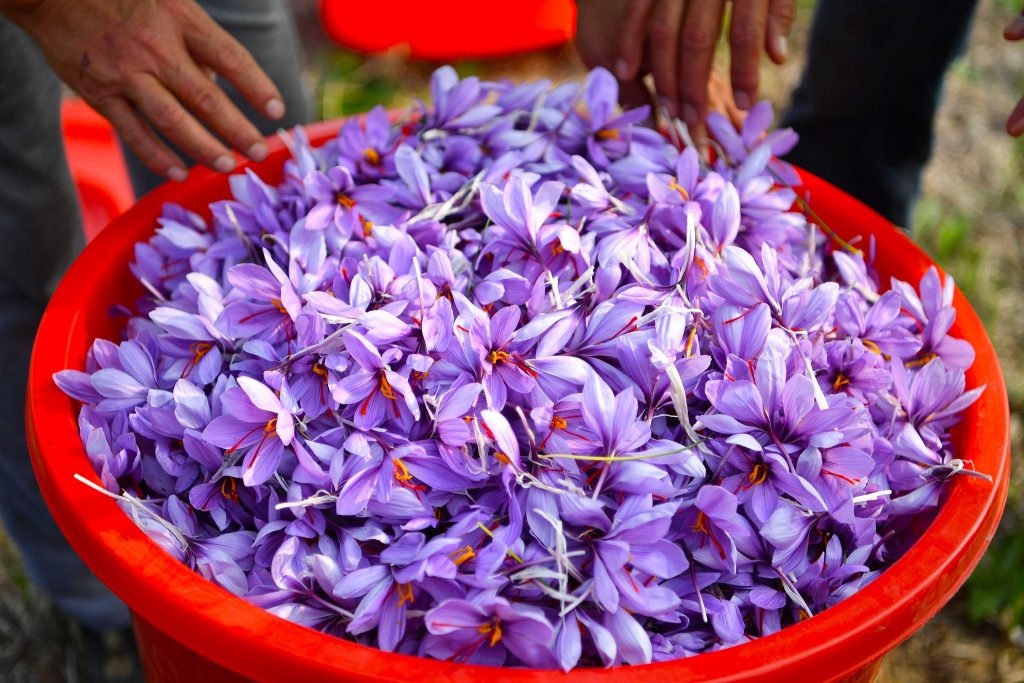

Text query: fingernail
(774, 35), (789, 61)
(265, 98), (285, 120)
(167, 166), (188, 183)
(615, 58), (631, 80)
(734, 91), (753, 111)
(658, 97), (677, 119)
(212, 155), (235, 173)
(682, 103), (700, 127)
(246, 141), (268, 162)
(1009, 114), (1024, 137)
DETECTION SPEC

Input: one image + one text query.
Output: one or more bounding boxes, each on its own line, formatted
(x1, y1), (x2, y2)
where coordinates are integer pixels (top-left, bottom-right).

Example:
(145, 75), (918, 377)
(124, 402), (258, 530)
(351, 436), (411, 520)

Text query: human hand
(1006, 12), (1024, 136)
(2, 0), (286, 180)
(574, 0), (655, 111)
(578, 0), (794, 130)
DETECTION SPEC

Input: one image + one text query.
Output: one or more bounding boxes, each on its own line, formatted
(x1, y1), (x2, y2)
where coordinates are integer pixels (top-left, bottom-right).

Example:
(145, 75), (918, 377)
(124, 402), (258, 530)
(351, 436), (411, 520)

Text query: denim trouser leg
(0, 17), (116, 631)
(0, 2), (307, 632)
(781, 0), (978, 227)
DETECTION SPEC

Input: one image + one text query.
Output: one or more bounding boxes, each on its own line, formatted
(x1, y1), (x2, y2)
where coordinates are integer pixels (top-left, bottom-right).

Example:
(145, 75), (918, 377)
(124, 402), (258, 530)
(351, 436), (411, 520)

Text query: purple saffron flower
(423, 593), (555, 667)
(467, 305), (538, 410)
(890, 266), (976, 370)
(202, 376), (298, 486)
(333, 330), (420, 429)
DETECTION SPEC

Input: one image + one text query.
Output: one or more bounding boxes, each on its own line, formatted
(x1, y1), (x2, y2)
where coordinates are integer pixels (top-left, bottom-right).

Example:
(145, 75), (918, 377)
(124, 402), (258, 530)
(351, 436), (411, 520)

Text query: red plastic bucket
(61, 98), (135, 242)
(27, 121), (1010, 682)
(319, 0), (577, 59)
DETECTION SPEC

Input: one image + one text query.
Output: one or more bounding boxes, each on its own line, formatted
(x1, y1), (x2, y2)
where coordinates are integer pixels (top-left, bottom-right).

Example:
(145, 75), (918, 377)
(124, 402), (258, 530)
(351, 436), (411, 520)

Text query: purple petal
(343, 330), (384, 370)
(604, 608), (652, 665)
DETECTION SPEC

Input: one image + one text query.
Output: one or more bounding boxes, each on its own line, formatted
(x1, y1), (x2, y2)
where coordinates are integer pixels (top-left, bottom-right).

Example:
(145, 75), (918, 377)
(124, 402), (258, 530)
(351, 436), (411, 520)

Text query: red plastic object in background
(27, 121), (1010, 683)
(61, 99), (135, 242)
(319, 0), (577, 59)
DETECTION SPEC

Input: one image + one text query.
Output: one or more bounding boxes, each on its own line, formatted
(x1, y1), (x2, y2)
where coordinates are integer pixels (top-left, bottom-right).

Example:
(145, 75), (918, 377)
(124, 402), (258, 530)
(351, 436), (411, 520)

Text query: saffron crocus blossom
(304, 165), (398, 237)
(58, 67), (984, 670)
(202, 376), (298, 486)
(333, 330), (420, 429)
(890, 267), (976, 370)
(424, 594), (555, 667)
(468, 305), (538, 410)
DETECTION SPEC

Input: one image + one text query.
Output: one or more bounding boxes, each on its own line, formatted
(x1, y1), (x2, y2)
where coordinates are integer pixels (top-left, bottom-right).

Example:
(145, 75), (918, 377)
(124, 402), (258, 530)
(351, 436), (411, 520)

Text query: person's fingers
(618, 0), (657, 80)
(649, 0), (687, 118)
(766, 0), (796, 64)
(707, 70), (745, 128)
(127, 73), (237, 173)
(1008, 98), (1024, 136)
(166, 62), (269, 162)
(185, 20), (285, 121)
(619, 77), (654, 113)
(677, 0), (726, 127)
(729, 0), (771, 110)
(1006, 13), (1024, 40)
(1003, 15), (1024, 136)
(93, 96), (189, 181)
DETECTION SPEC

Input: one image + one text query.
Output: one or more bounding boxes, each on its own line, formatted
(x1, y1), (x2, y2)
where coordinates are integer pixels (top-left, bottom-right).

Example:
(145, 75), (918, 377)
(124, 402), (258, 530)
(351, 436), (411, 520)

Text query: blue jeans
(782, 0), (979, 228)
(0, 0), (308, 632)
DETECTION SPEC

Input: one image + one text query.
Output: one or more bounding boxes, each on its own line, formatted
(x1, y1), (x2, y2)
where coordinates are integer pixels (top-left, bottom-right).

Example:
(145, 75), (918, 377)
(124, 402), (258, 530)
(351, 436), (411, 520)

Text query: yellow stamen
(551, 242), (565, 256)
(219, 477), (239, 503)
(906, 352), (938, 368)
(379, 372), (396, 400)
(692, 510), (710, 534)
(449, 545), (476, 566)
(396, 582), (414, 605)
(748, 463), (768, 486)
(264, 418), (277, 434)
(312, 361), (328, 378)
(489, 350), (512, 365)
(270, 298), (288, 314)
(478, 620), (503, 647)
(669, 179), (690, 201)
(495, 452), (511, 466)
(361, 216), (374, 237)
(363, 148), (381, 166)
(862, 339), (882, 355)
(684, 325), (699, 357)
(551, 416), (568, 430)
(832, 374), (850, 391)
(596, 128), (620, 141)
(336, 192), (356, 209)
(393, 458), (413, 483)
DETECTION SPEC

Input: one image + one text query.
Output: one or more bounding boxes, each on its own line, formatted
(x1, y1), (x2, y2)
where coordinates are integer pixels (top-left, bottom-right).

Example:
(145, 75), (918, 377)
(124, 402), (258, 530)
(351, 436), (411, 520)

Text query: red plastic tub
(27, 121), (1010, 682)
(61, 98), (135, 242)
(319, 0), (577, 59)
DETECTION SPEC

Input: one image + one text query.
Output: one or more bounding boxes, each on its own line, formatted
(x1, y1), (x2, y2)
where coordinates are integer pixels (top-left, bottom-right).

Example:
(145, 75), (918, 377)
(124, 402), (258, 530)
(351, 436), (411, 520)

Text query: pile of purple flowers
(56, 67), (985, 670)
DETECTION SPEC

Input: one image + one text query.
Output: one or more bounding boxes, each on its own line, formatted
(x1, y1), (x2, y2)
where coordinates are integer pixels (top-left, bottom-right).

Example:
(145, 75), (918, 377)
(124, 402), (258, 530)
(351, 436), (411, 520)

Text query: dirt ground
(1, 1), (1022, 681)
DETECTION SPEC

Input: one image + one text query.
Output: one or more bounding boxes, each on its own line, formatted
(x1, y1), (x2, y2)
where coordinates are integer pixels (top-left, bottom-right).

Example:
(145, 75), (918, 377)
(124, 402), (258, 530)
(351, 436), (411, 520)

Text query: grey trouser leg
(0, 0), (308, 632)
(124, 0), (311, 196)
(782, 0), (978, 227)
(0, 17), (125, 632)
